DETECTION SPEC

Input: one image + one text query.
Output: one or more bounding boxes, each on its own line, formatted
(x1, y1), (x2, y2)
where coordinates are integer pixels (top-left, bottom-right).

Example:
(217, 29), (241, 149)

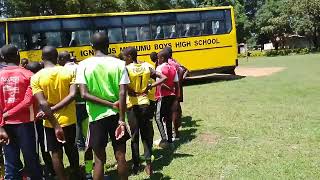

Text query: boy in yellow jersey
(31, 46), (79, 180)
(123, 47), (167, 176)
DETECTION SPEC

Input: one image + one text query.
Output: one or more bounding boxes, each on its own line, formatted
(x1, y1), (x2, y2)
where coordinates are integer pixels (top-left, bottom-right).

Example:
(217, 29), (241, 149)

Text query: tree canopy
(0, 0), (318, 48)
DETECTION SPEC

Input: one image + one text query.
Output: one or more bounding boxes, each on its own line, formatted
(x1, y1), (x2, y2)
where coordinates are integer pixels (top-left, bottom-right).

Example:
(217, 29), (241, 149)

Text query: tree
(255, 0), (293, 49)
(291, 0), (320, 49)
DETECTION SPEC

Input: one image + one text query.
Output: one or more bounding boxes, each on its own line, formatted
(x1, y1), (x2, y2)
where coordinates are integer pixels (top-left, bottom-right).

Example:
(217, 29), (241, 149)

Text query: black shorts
(87, 114), (129, 151)
(147, 101), (156, 120)
(44, 124), (76, 152)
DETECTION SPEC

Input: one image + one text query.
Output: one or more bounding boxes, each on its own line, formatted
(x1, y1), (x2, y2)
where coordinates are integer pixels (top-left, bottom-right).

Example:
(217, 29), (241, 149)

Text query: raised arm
(51, 84), (77, 112)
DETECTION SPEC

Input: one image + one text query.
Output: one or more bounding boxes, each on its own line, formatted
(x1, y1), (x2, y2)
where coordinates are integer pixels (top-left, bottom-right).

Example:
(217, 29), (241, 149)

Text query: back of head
(26, 62), (43, 73)
(1, 44), (20, 65)
(58, 51), (70, 66)
(158, 49), (170, 64)
(150, 52), (158, 63)
(163, 47), (173, 58)
(42, 46), (58, 64)
(123, 47), (138, 62)
(91, 32), (109, 52)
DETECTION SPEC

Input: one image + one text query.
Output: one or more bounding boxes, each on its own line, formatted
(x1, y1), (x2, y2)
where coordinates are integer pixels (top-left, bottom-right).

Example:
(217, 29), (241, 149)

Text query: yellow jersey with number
(126, 63), (151, 108)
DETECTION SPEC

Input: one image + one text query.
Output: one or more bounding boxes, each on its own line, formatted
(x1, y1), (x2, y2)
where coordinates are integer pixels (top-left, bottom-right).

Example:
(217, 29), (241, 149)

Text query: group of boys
(0, 31), (188, 180)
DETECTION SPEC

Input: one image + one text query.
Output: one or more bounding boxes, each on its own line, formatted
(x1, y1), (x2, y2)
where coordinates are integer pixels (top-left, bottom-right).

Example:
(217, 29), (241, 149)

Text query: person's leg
(51, 149), (66, 180)
(127, 107), (140, 172)
(18, 122), (42, 180)
(36, 121), (54, 177)
(108, 115), (128, 180)
(3, 125), (23, 179)
(88, 119), (108, 180)
(63, 125), (80, 180)
(140, 106), (154, 175)
(93, 148), (106, 180)
(76, 104), (87, 149)
(155, 98), (167, 141)
(172, 99), (179, 139)
(84, 147), (93, 177)
(165, 96), (175, 144)
(44, 127), (66, 180)
(114, 144), (128, 180)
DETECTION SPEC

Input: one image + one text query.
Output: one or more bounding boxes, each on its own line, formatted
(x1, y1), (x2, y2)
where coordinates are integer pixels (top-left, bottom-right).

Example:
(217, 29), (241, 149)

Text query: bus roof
(0, 6), (233, 22)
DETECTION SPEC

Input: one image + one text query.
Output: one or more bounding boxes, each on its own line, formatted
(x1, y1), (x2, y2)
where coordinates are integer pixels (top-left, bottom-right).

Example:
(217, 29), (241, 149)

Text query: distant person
(31, 46), (79, 180)
(154, 50), (180, 148)
(0, 45), (42, 179)
(20, 58), (29, 68)
(123, 47), (167, 176)
(76, 32), (129, 180)
(164, 47), (188, 140)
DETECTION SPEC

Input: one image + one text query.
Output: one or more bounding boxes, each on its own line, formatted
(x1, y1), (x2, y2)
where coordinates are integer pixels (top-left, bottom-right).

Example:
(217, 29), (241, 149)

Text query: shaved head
(58, 51), (70, 66)
(42, 46), (58, 64)
(157, 49), (170, 65)
(91, 32), (109, 51)
(1, 45), (20, 65)
(163, 46), (173, 58)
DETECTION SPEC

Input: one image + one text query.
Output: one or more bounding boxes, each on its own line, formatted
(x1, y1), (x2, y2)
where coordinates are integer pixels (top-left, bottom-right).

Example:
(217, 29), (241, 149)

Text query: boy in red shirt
(0, 45), (42, 179)
(155, 50), (180, 147)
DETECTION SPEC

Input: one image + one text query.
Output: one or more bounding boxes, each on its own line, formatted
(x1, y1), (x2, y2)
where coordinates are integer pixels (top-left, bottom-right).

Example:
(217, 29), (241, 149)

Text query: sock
(85, 160), (93, 174)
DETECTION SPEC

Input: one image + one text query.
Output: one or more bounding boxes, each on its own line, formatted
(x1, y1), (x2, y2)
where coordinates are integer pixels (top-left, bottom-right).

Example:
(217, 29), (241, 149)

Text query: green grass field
(76, 54), (320, 179)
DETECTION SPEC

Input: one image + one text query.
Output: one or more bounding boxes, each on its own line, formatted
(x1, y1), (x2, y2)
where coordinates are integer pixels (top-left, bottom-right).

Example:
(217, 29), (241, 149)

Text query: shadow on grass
(103, 116), (201, 179)
(150, 116), (201, 179)
(184, 74), (245, 86)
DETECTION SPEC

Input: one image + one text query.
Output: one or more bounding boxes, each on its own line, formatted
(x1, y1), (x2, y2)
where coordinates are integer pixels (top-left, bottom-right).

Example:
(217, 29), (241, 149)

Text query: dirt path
(235, 67), (286, 77)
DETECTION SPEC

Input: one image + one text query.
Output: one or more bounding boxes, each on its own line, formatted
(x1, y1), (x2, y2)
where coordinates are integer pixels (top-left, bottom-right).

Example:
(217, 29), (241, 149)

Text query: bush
(265, 48), (311, 57)
(238, 48), (312, 58)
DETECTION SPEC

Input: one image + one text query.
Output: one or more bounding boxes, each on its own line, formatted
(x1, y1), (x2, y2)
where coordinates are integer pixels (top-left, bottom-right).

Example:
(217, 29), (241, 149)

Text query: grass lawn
(75, 54), (320, 179)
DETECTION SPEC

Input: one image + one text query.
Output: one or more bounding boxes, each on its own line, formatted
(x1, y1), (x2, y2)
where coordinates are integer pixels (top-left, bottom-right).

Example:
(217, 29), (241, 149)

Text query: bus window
(225, 10), (232, 33)
(151, 13), (176, 24)
(68, 30), (93, 46)
(94, 17), (122, 28)
(11, 33), (28, 50)
(152, 24), (176, 39)
(45, 32), (62, 47)
(0, 25), (6, 47)
(125, 26), (150, 42)
(31, 20), (61, 32)
(179, 23), (201, 37)
(201, 10), (231, 35)
(123, 15), (150, 42)
(62, 18), (93, 30)
(31, 33), (47, 49)
(108, 28), (123, 43)
(8, 22), (30, 50)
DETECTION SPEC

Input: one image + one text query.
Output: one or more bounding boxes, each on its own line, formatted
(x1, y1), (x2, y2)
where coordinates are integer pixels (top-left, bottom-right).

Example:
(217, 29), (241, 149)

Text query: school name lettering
(74, 38), (220, 58)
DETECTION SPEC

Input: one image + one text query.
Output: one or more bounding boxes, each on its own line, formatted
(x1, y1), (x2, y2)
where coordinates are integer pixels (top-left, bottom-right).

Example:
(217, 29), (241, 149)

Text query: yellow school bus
(0, 6), (238, 76)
